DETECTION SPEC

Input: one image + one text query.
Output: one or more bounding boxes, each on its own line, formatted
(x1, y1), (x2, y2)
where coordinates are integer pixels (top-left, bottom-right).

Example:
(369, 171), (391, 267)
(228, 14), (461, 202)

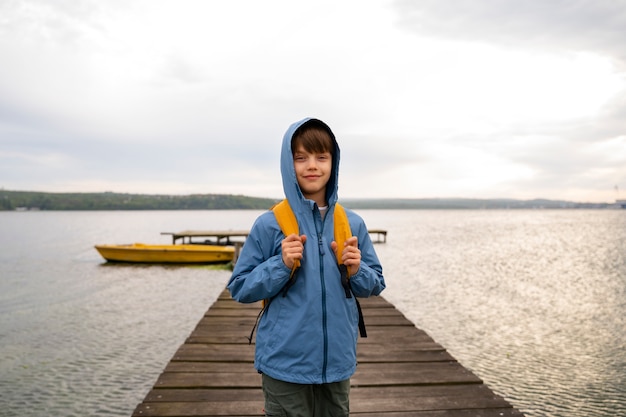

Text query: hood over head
(280, 118), (340, 213)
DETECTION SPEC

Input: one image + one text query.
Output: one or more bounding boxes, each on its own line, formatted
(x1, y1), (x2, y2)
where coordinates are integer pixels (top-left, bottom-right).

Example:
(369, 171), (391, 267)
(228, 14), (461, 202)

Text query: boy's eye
(293, 152), (330, 162)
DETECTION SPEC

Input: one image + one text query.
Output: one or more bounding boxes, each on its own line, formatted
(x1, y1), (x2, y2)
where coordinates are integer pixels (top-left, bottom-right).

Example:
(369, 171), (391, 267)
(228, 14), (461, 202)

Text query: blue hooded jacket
(227, 117), (385, 384)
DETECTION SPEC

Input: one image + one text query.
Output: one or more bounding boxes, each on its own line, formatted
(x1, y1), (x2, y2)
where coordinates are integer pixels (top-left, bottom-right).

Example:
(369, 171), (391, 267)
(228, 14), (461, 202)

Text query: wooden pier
(132, 290), (525, 416)
(162, 230), (250, 246)
(367, 229), (387, 243)
(161, 230), (387, 245)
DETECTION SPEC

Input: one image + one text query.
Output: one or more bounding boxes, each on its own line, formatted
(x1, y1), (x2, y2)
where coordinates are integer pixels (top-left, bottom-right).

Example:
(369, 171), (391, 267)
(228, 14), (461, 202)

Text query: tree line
(0, 190), (279, 211)
(0, 190), (612, 211)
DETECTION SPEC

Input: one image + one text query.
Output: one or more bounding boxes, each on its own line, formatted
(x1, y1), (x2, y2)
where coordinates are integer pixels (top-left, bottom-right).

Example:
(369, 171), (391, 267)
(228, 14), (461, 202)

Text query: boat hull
(95, 243), (235, 264)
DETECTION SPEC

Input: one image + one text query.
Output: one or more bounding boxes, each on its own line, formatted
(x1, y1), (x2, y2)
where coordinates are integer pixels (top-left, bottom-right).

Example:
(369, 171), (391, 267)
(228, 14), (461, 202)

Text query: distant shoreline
(1, 190), (622, 211)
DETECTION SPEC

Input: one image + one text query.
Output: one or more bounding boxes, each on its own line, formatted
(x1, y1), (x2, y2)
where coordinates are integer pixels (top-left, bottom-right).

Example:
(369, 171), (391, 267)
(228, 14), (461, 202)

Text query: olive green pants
(261, 374), (350, 417)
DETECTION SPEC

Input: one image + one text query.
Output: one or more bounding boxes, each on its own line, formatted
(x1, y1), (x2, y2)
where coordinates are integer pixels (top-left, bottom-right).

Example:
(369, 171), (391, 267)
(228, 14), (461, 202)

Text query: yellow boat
(94, 243), (235, 264)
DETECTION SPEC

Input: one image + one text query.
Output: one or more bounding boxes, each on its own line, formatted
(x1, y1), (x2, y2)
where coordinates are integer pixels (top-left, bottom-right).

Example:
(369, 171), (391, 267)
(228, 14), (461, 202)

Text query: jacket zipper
(316, 206), (329, 383)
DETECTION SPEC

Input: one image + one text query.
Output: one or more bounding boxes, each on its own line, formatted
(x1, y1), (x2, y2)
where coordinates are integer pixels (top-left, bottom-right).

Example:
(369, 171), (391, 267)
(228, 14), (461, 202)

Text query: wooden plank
(144, 388), (262, 402)
(144, 385), (498, 412)
(186, 325), (429, 345)
(352, 362), (483, 385)
(133, 401), (263, 416)
(172, 344), (255, 362)
(133, 402), (524, 417)
(154, 372), (261, 389)
(155, 362), (481, 390)
(144, 384), (494, 403)
(132, 289), (525, 417)
(164, 362), (255, 373)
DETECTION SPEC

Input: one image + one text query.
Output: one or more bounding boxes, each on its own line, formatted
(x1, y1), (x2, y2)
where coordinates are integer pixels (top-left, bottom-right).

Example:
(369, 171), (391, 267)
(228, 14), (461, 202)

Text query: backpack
(246, 199), (367, 344)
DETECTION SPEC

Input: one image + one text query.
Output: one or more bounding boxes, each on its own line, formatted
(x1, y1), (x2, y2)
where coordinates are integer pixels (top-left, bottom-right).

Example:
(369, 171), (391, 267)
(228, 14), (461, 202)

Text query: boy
(228, 117), (385, 416)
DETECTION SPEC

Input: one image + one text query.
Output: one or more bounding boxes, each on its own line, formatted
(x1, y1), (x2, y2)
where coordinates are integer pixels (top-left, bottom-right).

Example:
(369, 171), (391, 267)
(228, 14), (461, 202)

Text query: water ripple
(369, 209), (626, 417)
(1, 210), (625, 417)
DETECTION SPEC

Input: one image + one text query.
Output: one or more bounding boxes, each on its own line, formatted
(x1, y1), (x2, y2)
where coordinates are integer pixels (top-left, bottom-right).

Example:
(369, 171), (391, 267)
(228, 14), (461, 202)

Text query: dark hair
(291, 124), (334, 156)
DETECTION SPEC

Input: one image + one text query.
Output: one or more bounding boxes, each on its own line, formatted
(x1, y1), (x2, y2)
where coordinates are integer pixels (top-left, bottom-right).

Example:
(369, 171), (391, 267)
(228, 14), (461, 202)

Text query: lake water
(0, 210), (624, 417)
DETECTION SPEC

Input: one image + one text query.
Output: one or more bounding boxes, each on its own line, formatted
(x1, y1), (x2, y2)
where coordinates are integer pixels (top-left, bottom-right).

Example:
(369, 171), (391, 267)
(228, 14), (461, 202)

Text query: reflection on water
(0, 262), (231, 416)
(0, 211), (239, 417)
(367, 210), (626, 417)
(0, 210), (624, 417)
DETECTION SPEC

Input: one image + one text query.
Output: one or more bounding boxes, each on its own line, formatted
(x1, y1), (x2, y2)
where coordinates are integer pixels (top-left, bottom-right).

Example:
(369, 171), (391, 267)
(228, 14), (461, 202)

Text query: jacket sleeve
(346, 211), (386, 297)
(227, 213), (293, 304)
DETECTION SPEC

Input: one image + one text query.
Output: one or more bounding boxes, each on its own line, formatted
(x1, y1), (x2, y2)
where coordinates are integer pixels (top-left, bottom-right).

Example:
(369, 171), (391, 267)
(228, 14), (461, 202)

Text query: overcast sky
(1, 0), (625, 202)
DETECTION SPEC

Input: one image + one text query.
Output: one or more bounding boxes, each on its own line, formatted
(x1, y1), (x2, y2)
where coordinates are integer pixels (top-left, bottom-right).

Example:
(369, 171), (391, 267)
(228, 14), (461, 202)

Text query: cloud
(0, 0), (624, 202)
(393, 0), (626, 65)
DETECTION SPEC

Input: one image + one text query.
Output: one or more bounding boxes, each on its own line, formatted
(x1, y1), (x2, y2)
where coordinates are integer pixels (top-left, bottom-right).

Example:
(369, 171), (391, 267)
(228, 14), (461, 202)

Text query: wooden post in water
(233, 242), (243, 265)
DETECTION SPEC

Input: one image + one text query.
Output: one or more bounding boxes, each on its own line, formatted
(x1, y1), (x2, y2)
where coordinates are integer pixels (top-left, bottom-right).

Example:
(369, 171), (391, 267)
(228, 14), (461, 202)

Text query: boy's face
(293, 144), (332, 205)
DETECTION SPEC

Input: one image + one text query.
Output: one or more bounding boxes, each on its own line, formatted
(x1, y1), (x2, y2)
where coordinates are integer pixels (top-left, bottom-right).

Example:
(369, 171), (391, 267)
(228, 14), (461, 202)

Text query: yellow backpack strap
(251, 199), (305, 342)
(332, 203), (352, 274)
(257, 199), (300, 310)
(334, 203), (367, 337)
(272, 199), (301, 274)
(334, 203), (353, 297)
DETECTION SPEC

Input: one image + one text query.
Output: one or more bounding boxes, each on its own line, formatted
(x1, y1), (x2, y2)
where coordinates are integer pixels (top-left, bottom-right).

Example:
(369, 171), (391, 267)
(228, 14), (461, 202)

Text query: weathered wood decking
(133, 290), (525, 416)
